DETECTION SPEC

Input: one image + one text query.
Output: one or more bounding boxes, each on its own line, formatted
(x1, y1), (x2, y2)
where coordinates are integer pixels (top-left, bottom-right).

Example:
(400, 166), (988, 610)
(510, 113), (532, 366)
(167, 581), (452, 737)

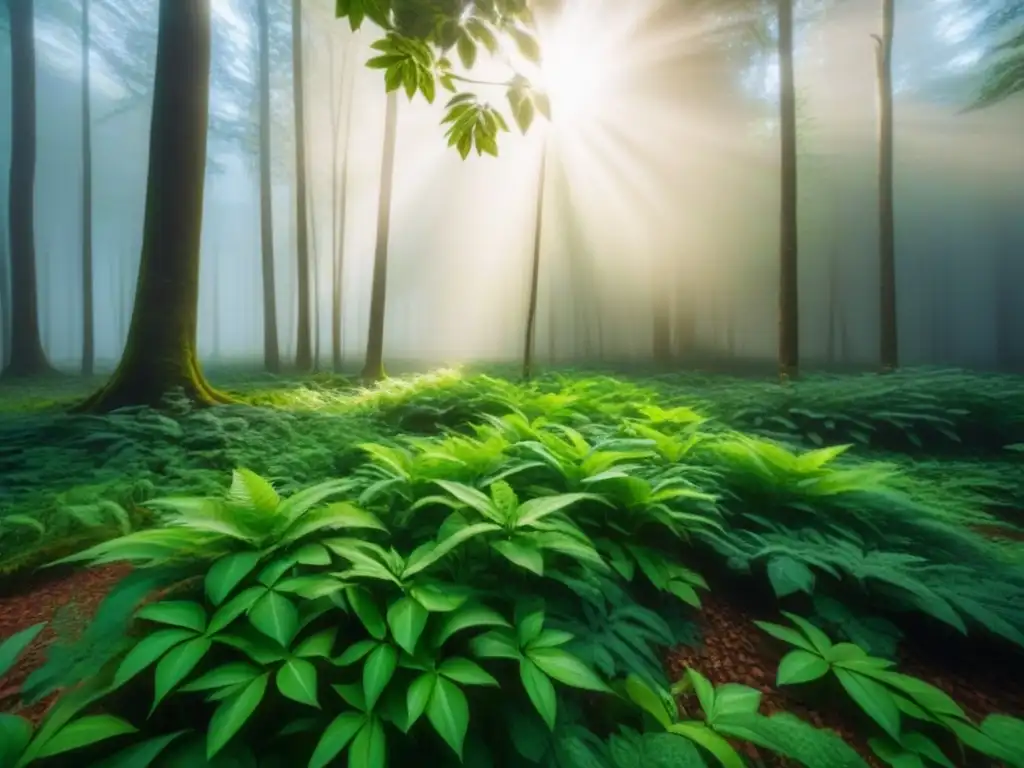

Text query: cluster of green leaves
(339, 0), (551, 157)
(643, 369), (1024, 455)
(967, 0), (1024, 110)
(756, 613), (1024, 768)
(5, 368), (1024, 766)
(10, 407), (878, 767)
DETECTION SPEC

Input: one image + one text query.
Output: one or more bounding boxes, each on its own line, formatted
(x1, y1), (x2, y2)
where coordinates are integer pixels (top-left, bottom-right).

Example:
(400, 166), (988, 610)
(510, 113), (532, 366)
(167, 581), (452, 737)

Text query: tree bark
(73, 0), (228, 411)
(291, 0), (312, 370)
(875, 0), (898, 371)
(777, 0), (800, 379)
(362, 89), (399, 382)
(3, 0), (53, 378)
(80, 0), (95, 376)
(331, 45), (354, 373)
(257, 0), (280, 373)
(522, 139), (548, 380)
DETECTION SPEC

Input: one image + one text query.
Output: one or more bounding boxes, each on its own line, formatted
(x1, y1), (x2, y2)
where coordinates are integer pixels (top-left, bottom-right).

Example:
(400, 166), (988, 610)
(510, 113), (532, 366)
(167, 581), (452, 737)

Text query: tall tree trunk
(522, 140), (548, 380)
(332, 69), (354, 373)
(362, 89), (399, 382)
(80, 0), (95, 376)
(3, 0), (53, 378)
(291, 0), (312, 370)
(74, 0), (228, 411)
(0, 228), (9, 368)
(777, 0), (800, 379)
(257, 0), (279, 372)
(652, 263), (672, 366)
(874, 0), (897, 371)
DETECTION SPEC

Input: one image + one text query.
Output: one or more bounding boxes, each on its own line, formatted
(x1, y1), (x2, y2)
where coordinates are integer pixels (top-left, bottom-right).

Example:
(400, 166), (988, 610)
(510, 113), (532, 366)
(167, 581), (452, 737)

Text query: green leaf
(277, 658), (319, 708)
(230, 468), (280, 513)
(310, 712), (366, 768)
(834, 668), (901, 740)
(427, 677), (470, 758)
(667, 721), (745, 768)
(527, 647), (610, 693)
(386, 597), (429, 655)
(753, 620), (818, 653)
(179, 662), (261, 693)
(470, 629), (521, 660)
(0, 714), (33, 766)
(456, 34), (477, 69)
(776, 649), (830, 686)
(438, 657), (499, 687)
(206, 673), (269, 759)
(710, 684), (762, 721)
(520, 657), (557, 730)
(295, 628), (337, 659)
(363, 643), (398, 710)
(402, 522), (503, 578)
(136, 601), (207, 633)
(780, 612), (834, 655)
(508, 26), (541, 62)
(207, 585), (264, 634)
(528, 629), (574, 649)
(348, 586), (388, 640)
(624, 674), (673, 729)
(90, 730), (188, 768)
(249, 590), (299, 647)
(492, 538), (544, 575)
(515, 492), (594, 527)
(113, 628), (194, 688)
(407, 673), (437, 726)
(0, 623), (45, 677)
(33, 715), (136, 759)
(766, 555), (816, 598)
(205, 552), (262, 606)
(435, 604), (511, 647)
(349, 716), (387, 768)
(152, 637), (213, 711)
(334, 639), (379, 667)
(409, 583), (469, 613)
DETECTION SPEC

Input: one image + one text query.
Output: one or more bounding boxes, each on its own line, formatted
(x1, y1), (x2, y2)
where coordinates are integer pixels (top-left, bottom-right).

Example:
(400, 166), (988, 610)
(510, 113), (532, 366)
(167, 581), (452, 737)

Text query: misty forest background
(0, 0), (1021, 379)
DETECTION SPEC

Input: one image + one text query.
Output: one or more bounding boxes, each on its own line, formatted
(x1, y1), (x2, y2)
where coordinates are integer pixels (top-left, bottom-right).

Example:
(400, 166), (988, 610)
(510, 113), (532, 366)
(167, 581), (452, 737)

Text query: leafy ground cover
(0, 367), (1023, 767)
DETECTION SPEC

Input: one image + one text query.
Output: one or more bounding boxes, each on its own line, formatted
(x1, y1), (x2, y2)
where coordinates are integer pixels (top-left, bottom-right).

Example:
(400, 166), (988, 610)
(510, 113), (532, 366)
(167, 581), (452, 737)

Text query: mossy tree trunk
(257, 0), (280, 373)
(291, 0), (312, 371)
(3, 0), (54, 379)
(74, 0), (228, 412)
(81, 0), (95, 377)
(777, 0), (800, 380)
(362, 89), (399, 383)
(874, 0), (897, 372)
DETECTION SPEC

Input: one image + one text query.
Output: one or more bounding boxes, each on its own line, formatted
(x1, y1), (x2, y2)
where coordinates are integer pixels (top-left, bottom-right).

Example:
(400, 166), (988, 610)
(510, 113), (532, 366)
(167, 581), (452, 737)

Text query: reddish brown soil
(666, 593), (1024, 767)
(0, 565), (132, 724)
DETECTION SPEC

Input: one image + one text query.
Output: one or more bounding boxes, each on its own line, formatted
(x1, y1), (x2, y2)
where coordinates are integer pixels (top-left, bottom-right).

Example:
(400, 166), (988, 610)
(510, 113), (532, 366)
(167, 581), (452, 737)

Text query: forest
(0, 0), (1023, 766)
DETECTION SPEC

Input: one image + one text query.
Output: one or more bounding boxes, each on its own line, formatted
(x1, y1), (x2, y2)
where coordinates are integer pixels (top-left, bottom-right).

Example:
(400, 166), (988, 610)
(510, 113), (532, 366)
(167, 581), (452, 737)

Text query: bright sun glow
(511, 1), (624, 128)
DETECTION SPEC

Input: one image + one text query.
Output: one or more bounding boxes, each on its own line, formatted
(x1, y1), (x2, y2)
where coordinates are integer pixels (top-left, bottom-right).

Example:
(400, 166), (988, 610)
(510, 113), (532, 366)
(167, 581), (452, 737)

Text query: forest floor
(0, 366), (1023, 767)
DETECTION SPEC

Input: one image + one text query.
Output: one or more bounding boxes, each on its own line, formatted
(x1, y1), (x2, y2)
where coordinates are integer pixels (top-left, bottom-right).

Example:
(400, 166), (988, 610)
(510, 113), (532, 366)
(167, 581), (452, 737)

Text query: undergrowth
(0, 367), (1023, 767)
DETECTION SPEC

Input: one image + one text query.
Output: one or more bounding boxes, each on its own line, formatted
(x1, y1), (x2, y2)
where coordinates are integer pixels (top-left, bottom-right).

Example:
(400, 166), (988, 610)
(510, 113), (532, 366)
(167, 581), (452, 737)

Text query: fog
(1, 0), (1021, 372)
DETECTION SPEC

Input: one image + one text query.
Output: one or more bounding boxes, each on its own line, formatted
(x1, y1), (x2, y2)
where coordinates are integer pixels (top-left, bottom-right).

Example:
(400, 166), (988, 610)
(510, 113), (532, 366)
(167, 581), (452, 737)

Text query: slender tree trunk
(291, 0), (312, 370)
(80, 0), (95, 376)
(874, 0), (897, 371)
(74, 0), (228, 411)
(652, 262), (672, 366)
(308, 173), (320, 371)
(333, 102), (353, 372)
(522, 139), (548, 380)
(0, 229), (9, 368)
(674, 280), (696, 360)
(328, 41), (349, 373)
(256, 0), (279, 372)
(777, 0), (800, 379)
(3, 0), (53, 378)
(362, 90), (399, 382)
